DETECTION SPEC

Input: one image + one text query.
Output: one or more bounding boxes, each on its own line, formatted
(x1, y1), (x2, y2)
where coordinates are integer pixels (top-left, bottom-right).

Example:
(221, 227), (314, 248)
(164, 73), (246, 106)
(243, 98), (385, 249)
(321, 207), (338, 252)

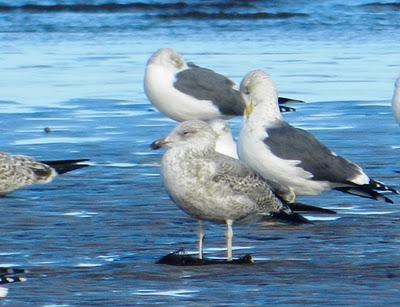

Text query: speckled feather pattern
(161, 146), (290, 224)
(0, 152), (56, 195)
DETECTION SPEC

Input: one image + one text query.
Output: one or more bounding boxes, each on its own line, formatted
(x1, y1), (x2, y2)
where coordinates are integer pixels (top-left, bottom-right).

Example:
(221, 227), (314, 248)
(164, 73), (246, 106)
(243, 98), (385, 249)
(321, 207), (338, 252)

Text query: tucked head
(240, 70), (278, 103)
(240, 70), (280, 119)
(151, 120), (217, 150)
(147, 48), (186, 71)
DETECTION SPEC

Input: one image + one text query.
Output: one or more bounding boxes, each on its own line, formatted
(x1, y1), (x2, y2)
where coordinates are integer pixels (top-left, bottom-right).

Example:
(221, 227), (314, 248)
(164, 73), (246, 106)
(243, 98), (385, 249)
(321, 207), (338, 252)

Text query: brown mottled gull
(0, 152), (89, 196)
(151, 120), (308, 261)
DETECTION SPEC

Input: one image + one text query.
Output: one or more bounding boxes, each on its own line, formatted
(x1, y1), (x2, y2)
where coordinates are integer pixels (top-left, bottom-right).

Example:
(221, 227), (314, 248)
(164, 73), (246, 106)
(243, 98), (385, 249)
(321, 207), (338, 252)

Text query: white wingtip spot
(0, 287), (8, 297)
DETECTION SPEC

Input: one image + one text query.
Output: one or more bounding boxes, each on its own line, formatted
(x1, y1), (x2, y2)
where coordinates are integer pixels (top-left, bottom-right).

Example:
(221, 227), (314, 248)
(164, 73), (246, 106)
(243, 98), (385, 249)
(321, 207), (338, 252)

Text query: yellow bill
(244, 100), (254, 119)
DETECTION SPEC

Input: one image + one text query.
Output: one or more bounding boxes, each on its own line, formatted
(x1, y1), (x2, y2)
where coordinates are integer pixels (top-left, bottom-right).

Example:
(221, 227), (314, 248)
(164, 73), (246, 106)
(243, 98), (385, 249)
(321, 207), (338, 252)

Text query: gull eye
(171, 56), (182, 67)
(244, 86), (250, 95)
(182, 131), (191, 135)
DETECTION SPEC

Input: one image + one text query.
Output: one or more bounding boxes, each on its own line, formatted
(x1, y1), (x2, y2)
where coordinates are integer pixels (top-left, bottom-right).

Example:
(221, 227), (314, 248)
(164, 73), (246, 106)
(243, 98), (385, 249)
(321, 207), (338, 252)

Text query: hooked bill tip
(150, 139), (164, 150)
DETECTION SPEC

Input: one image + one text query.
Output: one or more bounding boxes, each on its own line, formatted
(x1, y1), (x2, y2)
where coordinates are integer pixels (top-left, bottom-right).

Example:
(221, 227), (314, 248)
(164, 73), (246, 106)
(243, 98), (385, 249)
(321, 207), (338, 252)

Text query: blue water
(1, 0), (400, 305)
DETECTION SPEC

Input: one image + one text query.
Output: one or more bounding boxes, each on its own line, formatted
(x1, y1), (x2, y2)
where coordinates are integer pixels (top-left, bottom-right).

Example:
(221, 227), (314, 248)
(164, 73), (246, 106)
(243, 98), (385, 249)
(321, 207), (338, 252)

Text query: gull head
(209, 119), (232, 137)
(395, 76), (400, 89)
(240, 70), (280, 119)
(147, 48), (186, 72)
(151, 120), (217, 151)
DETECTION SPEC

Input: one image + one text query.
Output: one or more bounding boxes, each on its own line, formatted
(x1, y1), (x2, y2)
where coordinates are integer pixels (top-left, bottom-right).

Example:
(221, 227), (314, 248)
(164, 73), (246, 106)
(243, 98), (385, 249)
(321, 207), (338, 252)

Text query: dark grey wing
(265, 122), (364, 184)
(267, 124), (398, 203)
(188, 63), (304, 108)
(174, 65), (245, 116)
(176, 64), (303, 116)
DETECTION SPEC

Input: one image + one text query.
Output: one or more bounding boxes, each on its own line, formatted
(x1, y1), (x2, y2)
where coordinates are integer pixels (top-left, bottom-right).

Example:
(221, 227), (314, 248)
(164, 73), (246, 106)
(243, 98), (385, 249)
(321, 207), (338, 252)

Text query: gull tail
(270, 211), (312, 225)
(288, 202), (336, 214)
(334, 186), (394, 204)
(278, 97), (305, 104)
(278, 97), (305, 113)
(279, 105), (296, 113)
(369, 179), (400, 194)
(0, 268), (26, 284)
(40, 159), (90, 175)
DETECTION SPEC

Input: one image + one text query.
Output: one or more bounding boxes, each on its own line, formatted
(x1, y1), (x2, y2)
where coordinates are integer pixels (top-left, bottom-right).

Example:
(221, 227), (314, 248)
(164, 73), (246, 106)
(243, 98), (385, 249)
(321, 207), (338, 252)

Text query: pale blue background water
(0, 1), (400, 305)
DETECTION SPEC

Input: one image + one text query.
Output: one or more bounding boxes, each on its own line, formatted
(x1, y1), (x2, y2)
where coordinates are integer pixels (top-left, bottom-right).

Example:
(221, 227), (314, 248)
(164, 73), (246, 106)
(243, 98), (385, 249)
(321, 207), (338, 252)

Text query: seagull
(0, 152), (89, 196)
(151, 120), (309, 261)
(237, 70), (399, 203)
(144, 48), (301, 123)
(0, 267), (26, 298)
(391, 76), (400, 124)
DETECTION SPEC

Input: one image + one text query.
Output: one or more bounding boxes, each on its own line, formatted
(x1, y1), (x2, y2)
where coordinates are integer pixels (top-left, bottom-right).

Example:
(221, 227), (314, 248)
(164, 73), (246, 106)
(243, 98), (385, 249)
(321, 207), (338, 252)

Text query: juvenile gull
(392, 76), (400, 124)
(151, 120), (308, 261)
(144, 48), (301, 123)
(0, 152), (89, 196)
(238, 70), (399, 203)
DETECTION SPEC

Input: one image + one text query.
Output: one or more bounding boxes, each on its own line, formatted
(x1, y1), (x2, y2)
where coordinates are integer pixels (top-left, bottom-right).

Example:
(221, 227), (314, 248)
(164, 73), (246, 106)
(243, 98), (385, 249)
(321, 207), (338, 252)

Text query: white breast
(144, 64), (222, 122)
(392, 83), (400, 124)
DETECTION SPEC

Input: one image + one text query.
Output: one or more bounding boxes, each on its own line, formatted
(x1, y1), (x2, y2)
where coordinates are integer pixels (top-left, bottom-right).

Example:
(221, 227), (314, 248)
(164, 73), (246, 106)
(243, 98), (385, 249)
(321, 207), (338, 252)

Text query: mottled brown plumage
(151, 120), (308, 261)
(0, 152), (89, 196)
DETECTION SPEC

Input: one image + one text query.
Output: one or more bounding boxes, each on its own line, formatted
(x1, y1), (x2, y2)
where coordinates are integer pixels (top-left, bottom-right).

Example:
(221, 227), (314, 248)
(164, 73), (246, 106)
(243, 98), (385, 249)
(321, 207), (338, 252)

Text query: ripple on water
(74, 263), (103, 268)
(309, 112), (345, 118)
(295, 125), (355, 131)
(12, 136), (109, 145)
(62, 211), (99, 218)
(0, 252), (23, 256)
(0, 263), (21, 267)
(142, 173), (160, 177)
(356, 102), (391, 107)
(303, 216), (341, 221)
(133, 289), (200, 298)
(348, 210), (397, 215)
(97, 255), (121, 262)
(99, 162), (138, 168)
(0, 101), (37, 114)
(72, 110), (147, 118)
(15, 127), (75, 133)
